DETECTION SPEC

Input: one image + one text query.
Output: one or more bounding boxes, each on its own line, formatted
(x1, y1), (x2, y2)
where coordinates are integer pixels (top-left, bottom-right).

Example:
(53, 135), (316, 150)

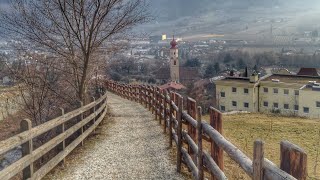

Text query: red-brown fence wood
(209, 107), (224, 180)
(106, 80), (307, 180)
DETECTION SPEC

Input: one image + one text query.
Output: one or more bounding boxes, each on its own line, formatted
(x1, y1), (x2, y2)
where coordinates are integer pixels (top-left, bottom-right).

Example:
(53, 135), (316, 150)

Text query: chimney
(230, 70), (234, 76)
(250, 73), (259, 83)
(244, 67), (248, 77)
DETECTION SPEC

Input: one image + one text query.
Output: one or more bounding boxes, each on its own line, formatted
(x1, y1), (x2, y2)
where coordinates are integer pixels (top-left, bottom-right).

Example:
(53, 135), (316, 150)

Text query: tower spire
(170, 35), (177, 49)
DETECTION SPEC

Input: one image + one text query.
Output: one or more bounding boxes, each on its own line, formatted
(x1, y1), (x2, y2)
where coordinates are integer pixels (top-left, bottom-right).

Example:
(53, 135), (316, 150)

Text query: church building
(157, 36), (200, 91)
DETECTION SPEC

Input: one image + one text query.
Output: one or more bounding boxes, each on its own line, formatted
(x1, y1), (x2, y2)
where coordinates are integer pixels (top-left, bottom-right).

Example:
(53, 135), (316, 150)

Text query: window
(294, 90), (299, 96)
(284, 89), (289, 95)
(220, 92), (225, 97)
(232, 87), (237, 93)
(294, 105), (299, 111)
(244, 102), (249, 108)
(284, 104), (289, 109)
(220, 106), (225, 111)
(263, 101), (268, 107)
(273, 103), (279, 108)
(263, 87), (268, 93)
(303, 107), (309, 113)
(174, 60), (176, 65)
(273, 88), (278, 94)
(232, 101), (237, 107)
(244, 88), (249, 94)
(317, 101), (320, 108)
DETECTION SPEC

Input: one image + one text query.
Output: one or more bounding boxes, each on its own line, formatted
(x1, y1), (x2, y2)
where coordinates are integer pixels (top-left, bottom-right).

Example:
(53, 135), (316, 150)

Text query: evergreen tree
(204, 64), (215, 78)
(214, 62), (220, 74)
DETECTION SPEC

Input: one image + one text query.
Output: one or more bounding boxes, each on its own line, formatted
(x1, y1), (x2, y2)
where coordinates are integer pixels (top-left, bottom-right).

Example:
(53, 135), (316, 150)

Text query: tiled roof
(158, 82), (186, 90)
(262, 74), (320, 84)
(297, 68), (319, 76)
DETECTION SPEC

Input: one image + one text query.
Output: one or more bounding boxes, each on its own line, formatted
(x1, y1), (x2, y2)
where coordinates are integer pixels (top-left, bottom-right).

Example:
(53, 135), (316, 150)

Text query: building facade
(215, 74), (259, 113)
(214, 74), (320, 118)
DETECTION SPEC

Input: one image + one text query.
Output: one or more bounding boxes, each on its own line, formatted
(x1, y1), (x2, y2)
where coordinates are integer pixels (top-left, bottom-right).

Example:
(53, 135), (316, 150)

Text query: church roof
(170, 36), (177, 49)
(158, 82), (186, 90)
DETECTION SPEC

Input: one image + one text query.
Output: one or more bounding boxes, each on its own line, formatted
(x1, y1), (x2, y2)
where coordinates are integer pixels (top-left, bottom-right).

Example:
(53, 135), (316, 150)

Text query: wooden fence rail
(0, 93), (108, 180)
(106, 80), (307, 180)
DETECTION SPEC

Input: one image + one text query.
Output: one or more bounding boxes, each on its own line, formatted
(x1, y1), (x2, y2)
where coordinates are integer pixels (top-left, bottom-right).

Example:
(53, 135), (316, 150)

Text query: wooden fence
(0, 93), (108, 180)
(106, 81), (307, 180)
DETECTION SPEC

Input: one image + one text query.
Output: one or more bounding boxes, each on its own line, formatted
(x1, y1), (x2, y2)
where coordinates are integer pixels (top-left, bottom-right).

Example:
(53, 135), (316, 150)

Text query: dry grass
(202, 113), (320, 179)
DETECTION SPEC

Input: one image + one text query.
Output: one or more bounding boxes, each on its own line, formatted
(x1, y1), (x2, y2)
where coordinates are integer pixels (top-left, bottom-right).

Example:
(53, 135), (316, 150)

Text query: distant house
(297, 68), (319, 76)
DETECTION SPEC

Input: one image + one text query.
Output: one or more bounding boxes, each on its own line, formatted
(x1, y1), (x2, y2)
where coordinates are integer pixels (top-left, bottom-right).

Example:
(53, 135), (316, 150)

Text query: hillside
(143, 0), (320, 40)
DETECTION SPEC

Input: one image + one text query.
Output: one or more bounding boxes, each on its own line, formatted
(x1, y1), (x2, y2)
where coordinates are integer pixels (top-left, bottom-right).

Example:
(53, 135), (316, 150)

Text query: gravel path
(45, 92), (185, 180)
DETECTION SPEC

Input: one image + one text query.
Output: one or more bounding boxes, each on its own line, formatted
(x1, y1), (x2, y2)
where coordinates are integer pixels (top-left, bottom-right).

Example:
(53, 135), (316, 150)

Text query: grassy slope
(203, 113), (320, 179)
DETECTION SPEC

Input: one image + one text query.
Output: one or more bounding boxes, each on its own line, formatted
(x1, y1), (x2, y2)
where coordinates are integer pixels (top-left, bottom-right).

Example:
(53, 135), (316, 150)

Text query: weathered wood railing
(106, 80), (307, 180)
(0, 93), (108, 180)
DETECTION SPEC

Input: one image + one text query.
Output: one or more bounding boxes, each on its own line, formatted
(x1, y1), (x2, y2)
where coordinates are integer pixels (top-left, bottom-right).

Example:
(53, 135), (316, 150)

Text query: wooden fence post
(139, 86), (142, 104)
(163, 91), (167, 133)
(144, 86), (148, 108)
(169, 92), (174, 148)
(149, 87), (152, 112)
(152, 87), (155, 116)
(80, 101), (84, 146)
(155, 88), (158, 120)
(210, 107), (224, 180)
(197, 106), (204, 180)
(59, 108), (66, 166)
(253, 140), (264, 180)
(159, 90), (163, 125)
(187, 98), (197, 163)
(21, 119), (33, 179)
(177, 95), (183, 173)
(280, 140), (307, 180)
(147, 87), (150, 109)
(92, 97), (96, 133)
(150, 87), (153, 113)
(137, 86), (140, 103)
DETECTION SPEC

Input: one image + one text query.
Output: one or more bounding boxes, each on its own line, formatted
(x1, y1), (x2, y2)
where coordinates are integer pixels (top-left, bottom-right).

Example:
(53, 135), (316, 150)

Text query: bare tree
(0, 0), (150, 104)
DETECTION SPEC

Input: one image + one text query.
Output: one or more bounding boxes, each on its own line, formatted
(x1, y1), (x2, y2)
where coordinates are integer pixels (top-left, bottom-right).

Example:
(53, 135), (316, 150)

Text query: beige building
(215, 74), (259, 113)
(299, 84), (320, 118)
(214, 73), (320, 118)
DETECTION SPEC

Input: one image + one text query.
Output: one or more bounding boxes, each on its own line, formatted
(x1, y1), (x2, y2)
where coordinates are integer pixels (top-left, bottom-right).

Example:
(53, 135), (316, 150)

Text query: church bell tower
(170, 36), (179, 82)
